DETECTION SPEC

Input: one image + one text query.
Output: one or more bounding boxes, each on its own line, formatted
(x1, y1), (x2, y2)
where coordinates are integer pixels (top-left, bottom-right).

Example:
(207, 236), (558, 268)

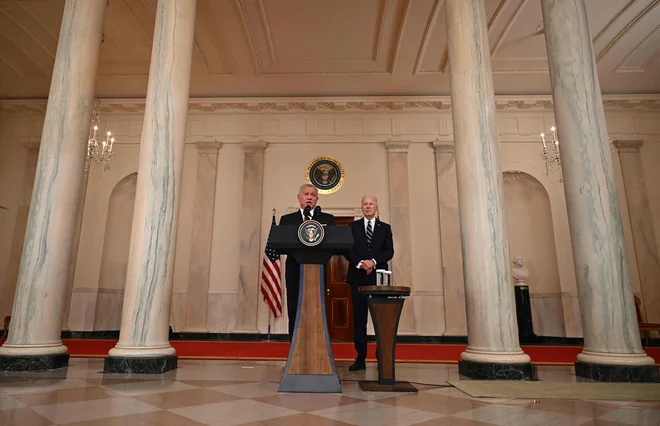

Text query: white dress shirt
(356, 217), (377, 270)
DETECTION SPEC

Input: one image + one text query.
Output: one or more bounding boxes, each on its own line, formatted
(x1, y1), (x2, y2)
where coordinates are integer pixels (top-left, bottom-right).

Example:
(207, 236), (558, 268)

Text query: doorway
(325, 216), (354, 342)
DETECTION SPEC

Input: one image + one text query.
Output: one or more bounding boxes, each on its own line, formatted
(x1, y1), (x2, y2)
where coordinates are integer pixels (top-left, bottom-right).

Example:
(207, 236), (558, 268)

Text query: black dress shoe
(348, 360), (366, 371)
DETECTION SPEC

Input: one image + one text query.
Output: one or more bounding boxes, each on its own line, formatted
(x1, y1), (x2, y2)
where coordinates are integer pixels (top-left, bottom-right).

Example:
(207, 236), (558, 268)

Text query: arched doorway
(503, 171), (565, 337)
(93, 173), (137, 330)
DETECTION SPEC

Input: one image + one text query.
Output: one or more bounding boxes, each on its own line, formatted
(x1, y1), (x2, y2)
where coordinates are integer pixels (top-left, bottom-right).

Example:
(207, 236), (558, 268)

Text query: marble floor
(0, 358), (658, 425)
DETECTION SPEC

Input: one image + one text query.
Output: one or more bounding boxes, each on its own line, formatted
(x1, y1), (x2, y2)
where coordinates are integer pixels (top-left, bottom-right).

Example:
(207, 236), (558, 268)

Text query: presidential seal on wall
(298, 220), (325, 247)
(305, 156), (345, 194)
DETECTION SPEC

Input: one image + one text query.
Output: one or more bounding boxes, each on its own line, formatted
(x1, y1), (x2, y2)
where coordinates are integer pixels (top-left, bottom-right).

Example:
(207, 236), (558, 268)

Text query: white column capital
(385, 140), (410, 153)
(242, 141), (268, 154)
(195, 141), (222, 154)
(613, 140), (643, 153)
(433, 141), (455, 154)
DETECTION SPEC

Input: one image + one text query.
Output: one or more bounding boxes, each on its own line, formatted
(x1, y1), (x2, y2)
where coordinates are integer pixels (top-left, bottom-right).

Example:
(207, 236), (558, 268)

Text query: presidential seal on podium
(305, 156), (345, 194)
(298, 220), (325, 247)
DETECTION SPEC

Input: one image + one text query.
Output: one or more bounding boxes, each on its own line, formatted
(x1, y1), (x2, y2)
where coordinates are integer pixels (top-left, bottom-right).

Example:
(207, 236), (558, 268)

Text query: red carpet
(2, 339), (658, 366)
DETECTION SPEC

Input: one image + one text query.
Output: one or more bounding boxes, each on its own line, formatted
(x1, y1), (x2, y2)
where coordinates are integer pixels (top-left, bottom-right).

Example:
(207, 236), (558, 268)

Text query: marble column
(446, 0), (533, 380)
(385, 141), (415, 333)
(105, 0), (197, 374)
(233, 142), (267, 334)
(433, 142), (467, 336)
(0, 0), (107, 372)
(614, 140), (660, 324)
(1, 143), (40, 321)
(541, 0), (655, 382)
(183, 141), (222, 333)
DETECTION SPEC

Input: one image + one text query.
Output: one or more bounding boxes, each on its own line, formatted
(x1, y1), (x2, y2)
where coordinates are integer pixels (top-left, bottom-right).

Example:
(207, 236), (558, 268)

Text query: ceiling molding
(2, 95), (660, 114)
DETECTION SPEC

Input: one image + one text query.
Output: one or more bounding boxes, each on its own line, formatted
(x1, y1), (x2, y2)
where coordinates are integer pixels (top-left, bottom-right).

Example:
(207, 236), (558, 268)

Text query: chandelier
(85, 98), (115, 174)
(540, 126), (562, 182)
(540, 126), (614, 183)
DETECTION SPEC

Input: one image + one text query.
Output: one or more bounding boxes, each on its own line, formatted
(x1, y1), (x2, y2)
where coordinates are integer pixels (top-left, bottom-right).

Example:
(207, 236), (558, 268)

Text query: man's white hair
(298, 183), (318, 195)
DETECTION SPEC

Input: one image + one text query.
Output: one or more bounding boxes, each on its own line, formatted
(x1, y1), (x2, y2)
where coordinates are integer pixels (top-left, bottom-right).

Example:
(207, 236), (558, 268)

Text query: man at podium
(279, 183), (336, 338)
(344, 196), (394, 371)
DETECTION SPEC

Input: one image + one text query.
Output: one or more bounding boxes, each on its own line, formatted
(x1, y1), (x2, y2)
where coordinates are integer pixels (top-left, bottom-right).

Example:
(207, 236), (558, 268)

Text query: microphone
(303, 205), (312, 220)
(313, 206), (321, 219)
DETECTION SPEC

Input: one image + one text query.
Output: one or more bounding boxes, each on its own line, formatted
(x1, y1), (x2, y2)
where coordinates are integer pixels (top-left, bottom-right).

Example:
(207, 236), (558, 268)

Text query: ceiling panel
(0, 0), (658, 98)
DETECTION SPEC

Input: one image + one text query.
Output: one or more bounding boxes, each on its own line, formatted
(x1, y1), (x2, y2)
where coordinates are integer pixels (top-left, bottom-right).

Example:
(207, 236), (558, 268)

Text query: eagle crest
(315, 164), (337, 186)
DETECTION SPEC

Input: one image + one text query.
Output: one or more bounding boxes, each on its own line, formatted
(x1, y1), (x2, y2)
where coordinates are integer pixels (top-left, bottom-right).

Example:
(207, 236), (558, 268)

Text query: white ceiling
(0, 0), (659, 99)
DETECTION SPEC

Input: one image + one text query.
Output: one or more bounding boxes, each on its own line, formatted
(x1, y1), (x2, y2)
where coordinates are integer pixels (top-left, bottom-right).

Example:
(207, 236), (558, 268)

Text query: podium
(358, 285), (416, 393)
(269, 223), (353, 393)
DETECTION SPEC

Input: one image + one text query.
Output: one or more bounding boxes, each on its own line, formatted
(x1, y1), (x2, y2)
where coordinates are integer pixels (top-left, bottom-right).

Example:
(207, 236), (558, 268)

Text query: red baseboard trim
(0, 338), (657, 366)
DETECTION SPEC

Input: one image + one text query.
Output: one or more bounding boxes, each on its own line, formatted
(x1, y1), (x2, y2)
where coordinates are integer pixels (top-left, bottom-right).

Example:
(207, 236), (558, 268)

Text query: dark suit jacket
(279, 210), (336, 288)
(344, 218), (394, 286)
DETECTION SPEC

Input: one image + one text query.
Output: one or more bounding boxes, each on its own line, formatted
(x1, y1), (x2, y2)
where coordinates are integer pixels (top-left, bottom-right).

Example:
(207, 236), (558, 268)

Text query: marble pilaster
(385, 141), (415, 333)
(614, 140), (660, 323)
(0, 0), (107, 365)
(233, 142), (268, 333)
(613, 140), (660, 323)
(1, 143), (40, 321)
(445, 0), (532, 376)
(541, 0), (654, 375)
(433, 142), (467, 336)
(107, 0), (197, 370)
(183, 142), (222, 332)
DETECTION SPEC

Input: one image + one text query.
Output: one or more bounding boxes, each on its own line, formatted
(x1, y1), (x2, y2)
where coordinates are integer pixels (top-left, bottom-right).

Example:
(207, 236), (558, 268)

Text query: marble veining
(183, 142), (221, 332)
(458, 360), (537, 381)
(446, 0), (526, 359)
(233, 142), (267, 333)
(434, 143), (468, 336)
(614, 140), (660, 324)
(575, 361), (659, 383)
(0, 0), (107, 354)
(385, 142), (416, 333)
(111, 0), (197, 355)
(541, 0), (650, 360)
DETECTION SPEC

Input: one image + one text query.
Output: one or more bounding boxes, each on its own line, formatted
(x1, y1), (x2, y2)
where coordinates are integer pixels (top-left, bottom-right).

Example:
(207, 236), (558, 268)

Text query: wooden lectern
(269, 224), (353, 393)
(358, 285), (416, 392)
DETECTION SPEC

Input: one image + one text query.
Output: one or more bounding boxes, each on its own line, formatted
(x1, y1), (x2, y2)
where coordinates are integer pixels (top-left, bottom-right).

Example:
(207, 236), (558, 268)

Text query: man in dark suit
(344, 196), (394, 371)
(279, 183), (336, 338)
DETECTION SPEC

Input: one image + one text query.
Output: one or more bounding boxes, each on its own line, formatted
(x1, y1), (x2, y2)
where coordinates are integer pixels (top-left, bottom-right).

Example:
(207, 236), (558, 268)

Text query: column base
(575, 361), (660, 383)
(458, 360), (537, 380)
(0, 353), (70, 372)
(103, 355), (177, 374)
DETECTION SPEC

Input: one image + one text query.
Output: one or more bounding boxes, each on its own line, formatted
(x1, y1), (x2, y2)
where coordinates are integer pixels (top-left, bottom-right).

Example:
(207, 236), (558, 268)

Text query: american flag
(260, 214), (282, 318)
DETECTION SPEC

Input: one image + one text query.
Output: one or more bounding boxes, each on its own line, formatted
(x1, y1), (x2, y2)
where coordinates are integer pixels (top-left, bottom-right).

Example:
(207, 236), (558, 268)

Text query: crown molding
(2, 95), (660, 114)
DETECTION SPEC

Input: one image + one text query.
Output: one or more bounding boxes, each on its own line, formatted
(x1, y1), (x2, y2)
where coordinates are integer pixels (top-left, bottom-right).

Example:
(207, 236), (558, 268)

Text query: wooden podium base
(278, 264), (341, 393)
(359, 381), (417, 393)
(357, 286), (413, 393)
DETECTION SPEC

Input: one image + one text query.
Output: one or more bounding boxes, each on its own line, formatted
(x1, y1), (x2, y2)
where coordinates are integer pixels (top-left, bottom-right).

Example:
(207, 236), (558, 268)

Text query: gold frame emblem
(305, 156), (345, 194)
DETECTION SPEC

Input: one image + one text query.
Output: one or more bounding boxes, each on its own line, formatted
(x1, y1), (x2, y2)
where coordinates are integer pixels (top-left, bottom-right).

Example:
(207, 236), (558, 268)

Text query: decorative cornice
(385, 140), (410, 153)
(2, 95), (660, 114)
(432, 141), (455, 153)
(195, 141), (222, 153)
(242, 141), (268, 153)
(612, 139), (643, 152)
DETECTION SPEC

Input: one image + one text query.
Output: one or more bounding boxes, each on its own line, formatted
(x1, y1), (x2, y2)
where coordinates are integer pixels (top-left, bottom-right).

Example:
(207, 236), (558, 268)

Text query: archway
(503, 171), (565, 337)
(93, 173), (137, 330)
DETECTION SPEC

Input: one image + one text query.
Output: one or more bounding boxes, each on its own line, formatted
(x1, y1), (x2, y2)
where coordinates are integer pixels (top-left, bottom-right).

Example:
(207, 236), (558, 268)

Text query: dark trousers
(350, 282), (369, 361)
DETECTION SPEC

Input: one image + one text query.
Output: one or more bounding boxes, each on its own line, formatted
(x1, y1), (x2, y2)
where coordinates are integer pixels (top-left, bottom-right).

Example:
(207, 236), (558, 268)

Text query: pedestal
(278, 265), (340, 393)
(514, 285), (538, 343)
(358, 286), (417, 393)
(103, 356), (177, 374)
(0, 354), (69, 372)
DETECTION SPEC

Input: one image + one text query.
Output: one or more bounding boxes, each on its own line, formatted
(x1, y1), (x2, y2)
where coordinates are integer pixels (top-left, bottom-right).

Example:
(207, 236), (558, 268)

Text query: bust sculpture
(511, 256), (529, 286)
